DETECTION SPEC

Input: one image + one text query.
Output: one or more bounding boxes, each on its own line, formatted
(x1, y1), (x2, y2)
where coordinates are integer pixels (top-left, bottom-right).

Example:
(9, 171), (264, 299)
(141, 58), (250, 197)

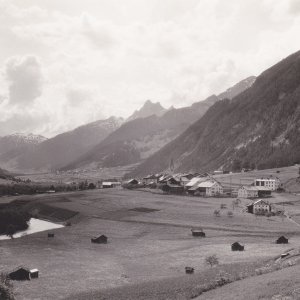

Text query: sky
(1, 0), (300, 137)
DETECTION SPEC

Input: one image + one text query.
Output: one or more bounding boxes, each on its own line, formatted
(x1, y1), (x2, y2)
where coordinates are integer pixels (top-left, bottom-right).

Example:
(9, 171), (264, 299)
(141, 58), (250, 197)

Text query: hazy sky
(1, 0), (300, 137)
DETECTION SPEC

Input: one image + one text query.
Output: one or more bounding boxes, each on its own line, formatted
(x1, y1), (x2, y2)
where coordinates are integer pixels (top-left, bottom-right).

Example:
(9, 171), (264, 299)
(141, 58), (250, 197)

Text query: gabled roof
(186, 177), (207, 187)
(253, 199), (270, 206)
(197, 181), (219, 188)
(240, 185), (259, 191)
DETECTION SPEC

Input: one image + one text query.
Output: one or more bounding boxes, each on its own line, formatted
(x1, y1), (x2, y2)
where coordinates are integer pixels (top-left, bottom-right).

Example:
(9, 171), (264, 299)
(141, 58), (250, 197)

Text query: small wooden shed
(91, 235), (108, 244)
(9, 267), (39, 280)
(191, 228), (206, 237)
(276, 236), (288, 244)
(231, 242), (244, 251)
(185, 267), (194, 274)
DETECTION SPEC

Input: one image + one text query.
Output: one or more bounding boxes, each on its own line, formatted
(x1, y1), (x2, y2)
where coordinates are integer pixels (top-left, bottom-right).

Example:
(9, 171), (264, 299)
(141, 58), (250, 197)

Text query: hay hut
(231, 242), (244, 251)
(191, 228), (206, 237)
(185, 267), (194, 274)
(91, 235), (108, 244)
(276, 236), (288, 244)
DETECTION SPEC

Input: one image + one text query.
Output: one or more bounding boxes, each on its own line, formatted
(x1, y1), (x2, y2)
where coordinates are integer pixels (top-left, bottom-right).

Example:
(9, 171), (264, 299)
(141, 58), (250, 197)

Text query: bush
(0, 273), (14, 300)
(213, 210), (221, 217)
(0, 209), (30, 236)
(205, 254), (219, 268)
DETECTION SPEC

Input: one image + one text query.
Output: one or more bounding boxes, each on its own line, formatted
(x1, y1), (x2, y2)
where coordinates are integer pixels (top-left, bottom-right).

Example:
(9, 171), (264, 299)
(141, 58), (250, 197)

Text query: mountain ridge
(126, 50), (300, 177)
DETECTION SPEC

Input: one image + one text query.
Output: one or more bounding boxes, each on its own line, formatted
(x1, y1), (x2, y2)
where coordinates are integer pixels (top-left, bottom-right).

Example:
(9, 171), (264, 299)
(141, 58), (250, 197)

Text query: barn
(231, 242), (244, 251)
(276, 236), (288, 244)
(91, 235), (108, 244)
(9, 267), (39, 280)
(191, 228), (206, 237)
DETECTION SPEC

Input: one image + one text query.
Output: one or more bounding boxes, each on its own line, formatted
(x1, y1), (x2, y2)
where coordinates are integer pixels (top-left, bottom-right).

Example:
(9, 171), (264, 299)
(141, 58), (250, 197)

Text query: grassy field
(1, 188), (300, 299)
(213, 165), (300, 192)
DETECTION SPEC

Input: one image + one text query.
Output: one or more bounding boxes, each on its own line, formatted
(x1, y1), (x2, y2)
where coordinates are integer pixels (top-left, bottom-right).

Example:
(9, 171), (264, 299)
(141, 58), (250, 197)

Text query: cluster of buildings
(124, 173), (281, 198)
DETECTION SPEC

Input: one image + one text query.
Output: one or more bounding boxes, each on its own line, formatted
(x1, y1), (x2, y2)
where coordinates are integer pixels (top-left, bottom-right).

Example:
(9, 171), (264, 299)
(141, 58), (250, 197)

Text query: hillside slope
(4, 117), (123, 172)
(62, 77), (255, 171)
(127, 50), (300, 177)
(61, 95), (222, 170)
(0, 133), (47, 164)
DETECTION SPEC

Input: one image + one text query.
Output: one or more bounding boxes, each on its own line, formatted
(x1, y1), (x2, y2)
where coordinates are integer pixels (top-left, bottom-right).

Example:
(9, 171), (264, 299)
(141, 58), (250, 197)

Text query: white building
(196, 181), (223, 196)
(253, 199), (271, 214)
(238, 186), (259, 199)
(254, 177), (280, 191)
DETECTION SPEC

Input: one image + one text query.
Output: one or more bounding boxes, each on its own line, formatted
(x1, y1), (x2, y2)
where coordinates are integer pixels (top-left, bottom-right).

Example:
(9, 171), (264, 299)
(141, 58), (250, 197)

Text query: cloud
(1, 0), (300, 137)
(5, 55), (44, 106)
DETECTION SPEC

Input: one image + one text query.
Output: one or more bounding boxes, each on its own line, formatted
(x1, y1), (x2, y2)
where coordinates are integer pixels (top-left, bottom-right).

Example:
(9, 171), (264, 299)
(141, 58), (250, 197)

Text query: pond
(0, 218), (64, 240)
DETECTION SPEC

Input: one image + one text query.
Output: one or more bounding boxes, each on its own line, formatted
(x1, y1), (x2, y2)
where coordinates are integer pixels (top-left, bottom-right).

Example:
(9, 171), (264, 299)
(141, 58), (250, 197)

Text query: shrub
(0, 209), (30, 236)
(205, 254), (219, 268)
(213, 210), (221, 217)
(0, 273), (14, 300)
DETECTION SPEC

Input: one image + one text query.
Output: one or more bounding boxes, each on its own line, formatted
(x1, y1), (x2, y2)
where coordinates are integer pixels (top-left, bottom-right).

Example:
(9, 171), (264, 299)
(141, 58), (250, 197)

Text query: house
(142, 174), (160, 185)
(9, 267), (39, 280)
(254, 177), (281, 191)
(126, 179), (139, 185)
(102, 181), (121, 188)
(185, 267), (194, 274)
(91, 235), (108, 244)
(231, 242), (244, 251)
(162, 183), (184, 194)
(238, 186), (258, 199)
(185, 177), (209, 190)
(193, 180), (223, 197)
(256, 186), (272, 197)
(179, 176), (190, 187)
(191, 228), (206, 237)
(253, 199), (271, 215)
(276, 236), (288, 244)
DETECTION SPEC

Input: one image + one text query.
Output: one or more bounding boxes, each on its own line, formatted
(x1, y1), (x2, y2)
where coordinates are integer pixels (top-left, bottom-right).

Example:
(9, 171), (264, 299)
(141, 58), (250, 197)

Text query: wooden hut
(231, 242), (244, 251)
(185, 267), (194, 274)
(191, 228), (206, 237)
(9, 267), (39, 280)
(276, 236), (288, 244)
(91, 235), (108, 244)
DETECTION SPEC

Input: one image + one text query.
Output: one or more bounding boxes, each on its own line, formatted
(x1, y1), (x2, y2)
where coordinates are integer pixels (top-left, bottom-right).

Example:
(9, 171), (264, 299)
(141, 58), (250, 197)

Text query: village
(97, 171), (284, 218)
(1, 165), (300, 299)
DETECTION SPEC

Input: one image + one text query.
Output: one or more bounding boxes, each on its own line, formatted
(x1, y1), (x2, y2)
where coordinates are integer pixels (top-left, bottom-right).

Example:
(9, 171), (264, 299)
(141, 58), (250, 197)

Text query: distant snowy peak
(5, 133), (47, 145)
(127, 100), (167, 122)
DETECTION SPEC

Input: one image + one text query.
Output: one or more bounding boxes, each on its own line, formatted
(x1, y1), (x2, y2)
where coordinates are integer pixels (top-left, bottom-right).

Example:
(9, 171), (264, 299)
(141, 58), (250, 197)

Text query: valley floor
(0, 188), (300, 299)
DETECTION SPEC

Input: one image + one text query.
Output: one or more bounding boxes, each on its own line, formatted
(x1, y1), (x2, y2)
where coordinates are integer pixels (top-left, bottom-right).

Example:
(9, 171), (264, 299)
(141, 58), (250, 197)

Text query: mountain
(127, 50), (300, 177)
(0, 133), (47, 162)
(62, 77), (255, 171)
(1, 117), (123, 172)
(126, 100), (167, 121)
(218, 76), (256, 100)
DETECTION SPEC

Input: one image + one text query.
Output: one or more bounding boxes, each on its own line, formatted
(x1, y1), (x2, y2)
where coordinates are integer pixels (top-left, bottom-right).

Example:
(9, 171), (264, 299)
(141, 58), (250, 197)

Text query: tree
(0, 273), (15, 300)
(213, 209), (221, 217)
(88, 183), (96, 189)
(205, 254), (219, 268)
